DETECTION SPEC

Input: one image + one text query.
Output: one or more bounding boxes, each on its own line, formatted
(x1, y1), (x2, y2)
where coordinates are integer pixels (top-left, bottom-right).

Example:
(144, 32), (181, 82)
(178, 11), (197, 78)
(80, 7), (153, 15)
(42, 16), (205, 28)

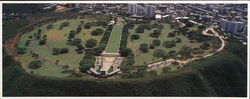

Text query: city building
(137, 5), (145, 16)
(145, 5), (156, 18)
(220, 20), (244, 34)
(128, 4), (138, 14)
(155, 14), (162, 20)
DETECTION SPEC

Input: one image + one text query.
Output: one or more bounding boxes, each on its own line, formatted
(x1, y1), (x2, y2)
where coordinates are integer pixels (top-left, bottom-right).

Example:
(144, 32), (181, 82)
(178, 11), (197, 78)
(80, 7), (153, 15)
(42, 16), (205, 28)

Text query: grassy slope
(105, 18), (124, 53)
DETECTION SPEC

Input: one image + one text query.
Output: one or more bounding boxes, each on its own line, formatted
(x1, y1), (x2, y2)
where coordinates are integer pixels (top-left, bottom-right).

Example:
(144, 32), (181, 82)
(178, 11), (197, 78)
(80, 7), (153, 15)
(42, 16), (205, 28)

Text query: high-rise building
(128, 4), (138, 14)
(137, 5), (145, 16)
(243, 25), (247, 35)
(145, 5), (156, 18)
(220, 20), (243, 34)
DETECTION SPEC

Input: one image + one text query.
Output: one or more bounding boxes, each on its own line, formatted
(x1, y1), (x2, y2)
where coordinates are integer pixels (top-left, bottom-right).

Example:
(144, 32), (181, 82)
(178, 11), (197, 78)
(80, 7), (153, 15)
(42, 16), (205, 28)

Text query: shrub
(28, 60), (42, 69)
(17, 48), (26, 55)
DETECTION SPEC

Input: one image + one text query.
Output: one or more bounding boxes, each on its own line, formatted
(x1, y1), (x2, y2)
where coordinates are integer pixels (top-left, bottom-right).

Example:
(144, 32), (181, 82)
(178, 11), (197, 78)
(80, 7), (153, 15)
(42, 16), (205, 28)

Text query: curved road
(148, 27), (225, 68)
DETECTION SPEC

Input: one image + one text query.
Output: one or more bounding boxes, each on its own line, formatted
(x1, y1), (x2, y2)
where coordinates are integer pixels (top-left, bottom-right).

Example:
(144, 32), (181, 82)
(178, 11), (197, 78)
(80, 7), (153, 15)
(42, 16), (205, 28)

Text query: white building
(145, 5), (156, 18)
(155, 14), (162, 20)
(243, 25), (247, 35)
(128, 4), (138, 14)
(220, 20), (243, 34)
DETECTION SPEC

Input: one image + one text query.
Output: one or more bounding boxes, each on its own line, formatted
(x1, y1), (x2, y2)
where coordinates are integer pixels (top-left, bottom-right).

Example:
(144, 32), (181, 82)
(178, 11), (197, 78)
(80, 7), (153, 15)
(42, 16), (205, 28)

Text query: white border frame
(0, 1), (249, 99)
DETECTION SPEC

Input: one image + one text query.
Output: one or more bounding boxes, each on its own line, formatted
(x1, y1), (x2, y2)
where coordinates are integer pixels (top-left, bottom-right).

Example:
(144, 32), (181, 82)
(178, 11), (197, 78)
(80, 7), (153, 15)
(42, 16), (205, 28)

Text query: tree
(39, 39), (46, 45)
(59, 22), (69, 30)
(91, 28), (104, 36)
(179, 45), (193, 58)
(76, 44), (84, 51)
(37, 29), (42, 34)
(168, 32), (176, 37)
(162, 67), (171, 73)
(135, 25), (145, 33)
(137, 65), (148, 72)
(153, 49), (166, 58)
(28, 60), (42, 69)
(150, 29), (161, 38)
(163, 40), (176, 48)
(98, 43), (106, 50)
(175, 38), (182, 43)
(200, 42), (210, 50)
(84, 22), (91, 29)
(70, 38), (82, 45)
(86, 39), (97, 48)
(148, 71), (157, 76)
(152, 39), (161, 46)
(17, 48), (26, 55)
(47, 24), (53, 30)
(149, 44), (155, 49)
(79, 54), (95, 72)
(68, 30), (76, 39)
(25, 40), (31, 46)
(207, 30), (213, 34)
(52, 48), (60, 55)
(139, 43), (149, 53)
(60, 48), (69, 54)
(130, 34), (140, 40)
(120, 48), (132, 57)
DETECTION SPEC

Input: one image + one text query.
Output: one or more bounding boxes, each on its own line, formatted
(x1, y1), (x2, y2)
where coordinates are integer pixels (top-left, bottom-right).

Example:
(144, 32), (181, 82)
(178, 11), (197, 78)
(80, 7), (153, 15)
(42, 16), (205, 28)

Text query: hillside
(3, 46), (247, 96)
(3, 13), (247, 97)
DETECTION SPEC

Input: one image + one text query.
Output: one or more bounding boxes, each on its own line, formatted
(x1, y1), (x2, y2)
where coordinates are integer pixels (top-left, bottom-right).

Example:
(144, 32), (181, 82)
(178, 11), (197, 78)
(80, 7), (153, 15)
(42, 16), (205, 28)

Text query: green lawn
(31, 62), (70, 78)
(17, 17), (107, 77)
(152, 64), (179, 75)
(127, 23), (187, 65)
(105, 17), (124, 53)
